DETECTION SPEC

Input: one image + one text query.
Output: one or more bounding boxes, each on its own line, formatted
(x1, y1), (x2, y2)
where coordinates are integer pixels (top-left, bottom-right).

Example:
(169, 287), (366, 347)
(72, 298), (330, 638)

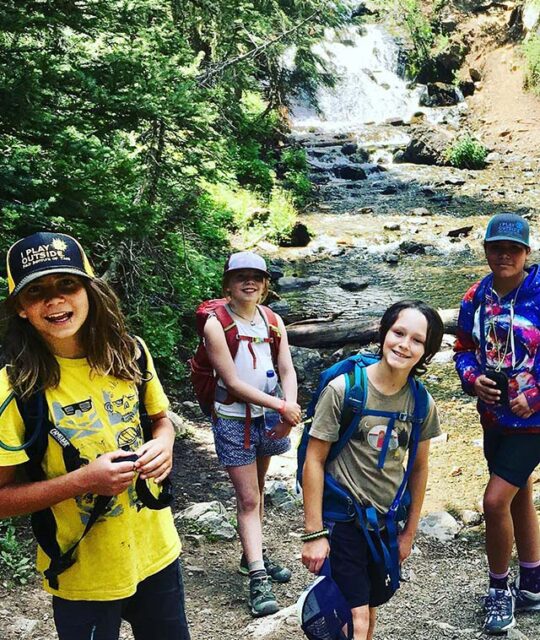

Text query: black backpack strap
(134, 337), (173, 510)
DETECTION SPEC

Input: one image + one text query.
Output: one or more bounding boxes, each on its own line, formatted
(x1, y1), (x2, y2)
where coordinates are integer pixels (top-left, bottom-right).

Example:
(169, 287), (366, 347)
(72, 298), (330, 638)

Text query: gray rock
(419, 82), (463, 107)
(461, 509), (483, 526)
(242, 603), (298, 638)
(339, 278), (370, 292)
(267, 264), (284, 280)
(268, 300), (290, 318)
(333, 164), (368, 180)
(276, 276), (320, 291)
(418, 511), (461, 542)
(290, 346), (324, 384)
(279, 222), (311, 247)
(167, 410), (191, 437)
(469, 67), (481, 82)
(400, 241), (426, 255)
(383, 253), (400, 264)
(176, 501), (237, 541)
(265, 480), (297, 511)
(384, 223), (401, 231)
(341, 142), (358, 155)
(402, 124), (454, 166)
(411, 207), (432, 216)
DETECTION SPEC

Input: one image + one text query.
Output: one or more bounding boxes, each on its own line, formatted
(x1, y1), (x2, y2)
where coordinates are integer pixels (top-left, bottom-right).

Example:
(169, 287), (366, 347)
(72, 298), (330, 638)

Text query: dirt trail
(1, 361), (538, 639)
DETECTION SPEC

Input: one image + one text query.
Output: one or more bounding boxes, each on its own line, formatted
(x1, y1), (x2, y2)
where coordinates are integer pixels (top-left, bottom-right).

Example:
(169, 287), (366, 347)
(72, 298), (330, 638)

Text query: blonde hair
(4, 278), (142, 398)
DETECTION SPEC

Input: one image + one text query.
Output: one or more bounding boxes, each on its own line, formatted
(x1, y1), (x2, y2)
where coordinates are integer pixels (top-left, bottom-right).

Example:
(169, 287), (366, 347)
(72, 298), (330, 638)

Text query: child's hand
(474, 375), (500, 404)
(282, 401), (302, 425)
(510, 393), (533, 418)
(80, 451), (136, 496)
(134, 435), (174, 484)
(302, 537), (330, 574)
(398, 530), (414, 563)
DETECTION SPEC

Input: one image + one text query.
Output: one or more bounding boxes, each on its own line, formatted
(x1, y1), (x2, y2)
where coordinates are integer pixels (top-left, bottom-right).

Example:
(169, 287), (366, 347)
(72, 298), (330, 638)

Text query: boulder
(276, 276), (320, 291)
(419, 82), (463, 107)
(333, 164), (368, 180)
(290, 345), (324, 384)
(461, 509), (483, 526)
(264, 480), (297, 511)
(469, 67), (482, 82)
(400, 241), (426, 255)
(280, 222), (311, 247)
(267, 264), (284, 280)
(401, 125), (454, 166)
(341, 142), (358, 155)
(418, 511), (461, 542)
(339, 277), (370, 292)
(458, 79), (475, 97)
(176, 501), (237, 541)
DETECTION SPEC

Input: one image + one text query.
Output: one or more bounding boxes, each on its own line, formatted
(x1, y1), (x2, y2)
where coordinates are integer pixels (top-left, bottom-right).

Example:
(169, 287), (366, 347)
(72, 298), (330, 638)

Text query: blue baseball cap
(484, 213), (530, 248)
(297, 562), (353, 640)
(7, 232), (95, 296)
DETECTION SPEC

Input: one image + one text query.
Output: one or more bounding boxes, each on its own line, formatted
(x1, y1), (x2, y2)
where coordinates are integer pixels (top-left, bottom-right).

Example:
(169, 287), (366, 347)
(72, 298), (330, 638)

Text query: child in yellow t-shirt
(0, 232), (189, 640)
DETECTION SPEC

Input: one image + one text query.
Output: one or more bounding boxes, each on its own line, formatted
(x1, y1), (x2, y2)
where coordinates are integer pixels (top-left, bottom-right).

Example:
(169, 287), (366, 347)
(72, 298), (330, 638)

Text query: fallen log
(286, 308), (459, 349)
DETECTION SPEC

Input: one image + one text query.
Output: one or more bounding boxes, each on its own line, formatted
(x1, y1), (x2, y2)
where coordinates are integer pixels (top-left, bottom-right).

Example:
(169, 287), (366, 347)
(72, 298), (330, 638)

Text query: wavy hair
(378, 299), (444, 377)
(3, 278), (142, 398)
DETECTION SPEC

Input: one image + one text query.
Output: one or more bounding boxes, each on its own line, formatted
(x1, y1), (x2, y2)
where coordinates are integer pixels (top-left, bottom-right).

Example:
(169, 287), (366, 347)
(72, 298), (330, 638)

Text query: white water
(289, 25), (422, 131)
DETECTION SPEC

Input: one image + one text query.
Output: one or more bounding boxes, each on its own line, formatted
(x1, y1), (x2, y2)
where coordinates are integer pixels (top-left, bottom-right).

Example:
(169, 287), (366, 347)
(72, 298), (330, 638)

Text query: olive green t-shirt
(310, 374), (440, 514)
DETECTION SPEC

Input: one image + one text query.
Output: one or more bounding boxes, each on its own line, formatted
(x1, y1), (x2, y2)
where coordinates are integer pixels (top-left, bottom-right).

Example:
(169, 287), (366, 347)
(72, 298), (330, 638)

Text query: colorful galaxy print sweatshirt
(454, 265), (540, 433)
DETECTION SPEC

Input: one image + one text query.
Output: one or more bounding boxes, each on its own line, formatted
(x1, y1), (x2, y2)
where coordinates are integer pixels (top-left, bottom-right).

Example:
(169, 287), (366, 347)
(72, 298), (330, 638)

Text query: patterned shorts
(212, 415), (291, 467)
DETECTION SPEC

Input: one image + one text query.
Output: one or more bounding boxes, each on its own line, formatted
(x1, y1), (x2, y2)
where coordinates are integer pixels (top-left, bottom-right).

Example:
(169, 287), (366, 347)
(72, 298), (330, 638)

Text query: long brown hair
(4, 278), (142, 398)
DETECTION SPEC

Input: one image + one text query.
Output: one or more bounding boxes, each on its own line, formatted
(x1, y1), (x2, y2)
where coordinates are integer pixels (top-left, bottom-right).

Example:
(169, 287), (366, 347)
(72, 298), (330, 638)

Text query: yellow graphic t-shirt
(0, 339), (181, 601)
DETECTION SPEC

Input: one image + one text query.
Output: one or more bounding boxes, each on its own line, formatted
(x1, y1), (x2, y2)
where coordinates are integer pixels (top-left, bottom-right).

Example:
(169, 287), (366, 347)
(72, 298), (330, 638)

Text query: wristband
(277, 400), (287, 416)
(301, 528), (329, 542)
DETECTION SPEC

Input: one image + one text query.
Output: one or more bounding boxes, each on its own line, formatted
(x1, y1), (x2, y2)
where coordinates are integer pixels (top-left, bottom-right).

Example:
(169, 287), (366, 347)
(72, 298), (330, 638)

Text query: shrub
(445, 135), (487, 170)
(523, 34), (540, 95)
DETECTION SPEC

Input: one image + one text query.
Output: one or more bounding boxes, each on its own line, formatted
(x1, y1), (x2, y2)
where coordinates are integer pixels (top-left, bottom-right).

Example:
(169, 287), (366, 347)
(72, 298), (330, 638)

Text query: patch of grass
(0, 520), (34, 586)
(523, 34), (540, 95)
(445, 135), (487, 170)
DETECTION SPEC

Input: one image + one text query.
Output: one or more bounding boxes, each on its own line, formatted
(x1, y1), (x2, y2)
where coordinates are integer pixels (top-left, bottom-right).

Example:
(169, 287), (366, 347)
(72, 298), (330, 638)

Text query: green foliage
(523, 35), (540, 95)
(0, 520), (34, 586)
(445, 135), (488, 170)
(0, 0), (350, 388)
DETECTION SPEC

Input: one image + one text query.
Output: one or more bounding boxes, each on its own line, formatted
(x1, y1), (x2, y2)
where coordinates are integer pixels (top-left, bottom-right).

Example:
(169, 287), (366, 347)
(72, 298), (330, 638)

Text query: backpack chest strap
(236, 334), (273, 369)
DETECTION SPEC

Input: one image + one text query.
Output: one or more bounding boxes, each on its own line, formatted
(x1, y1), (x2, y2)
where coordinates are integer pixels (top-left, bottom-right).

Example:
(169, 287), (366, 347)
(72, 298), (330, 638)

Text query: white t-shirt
(214, 311), (275, 418)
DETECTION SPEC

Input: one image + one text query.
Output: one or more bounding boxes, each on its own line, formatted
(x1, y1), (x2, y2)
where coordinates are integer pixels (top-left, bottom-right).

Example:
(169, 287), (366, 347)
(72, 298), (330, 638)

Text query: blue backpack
(297, 353), (429, 591)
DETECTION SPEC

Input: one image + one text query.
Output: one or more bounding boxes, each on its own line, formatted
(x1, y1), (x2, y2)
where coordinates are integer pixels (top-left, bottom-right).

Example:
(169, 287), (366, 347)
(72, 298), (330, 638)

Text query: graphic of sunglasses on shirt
(62, 399), (93, 416)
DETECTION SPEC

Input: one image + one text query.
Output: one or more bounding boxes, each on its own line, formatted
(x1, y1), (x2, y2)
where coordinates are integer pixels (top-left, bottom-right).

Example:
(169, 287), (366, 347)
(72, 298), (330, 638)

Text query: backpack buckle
(397, 412), (410, 422)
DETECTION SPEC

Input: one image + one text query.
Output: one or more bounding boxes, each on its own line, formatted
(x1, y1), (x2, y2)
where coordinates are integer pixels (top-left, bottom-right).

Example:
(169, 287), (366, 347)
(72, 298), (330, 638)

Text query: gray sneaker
(510, 578), (540, 612)
(249, 576), (279, 617)
(239, 553), (292, 583)
(483, 588), (515, 635)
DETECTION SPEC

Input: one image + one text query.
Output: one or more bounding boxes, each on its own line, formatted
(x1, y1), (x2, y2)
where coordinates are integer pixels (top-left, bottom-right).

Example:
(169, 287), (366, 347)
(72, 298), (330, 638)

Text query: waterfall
(289, 25), (421, 131)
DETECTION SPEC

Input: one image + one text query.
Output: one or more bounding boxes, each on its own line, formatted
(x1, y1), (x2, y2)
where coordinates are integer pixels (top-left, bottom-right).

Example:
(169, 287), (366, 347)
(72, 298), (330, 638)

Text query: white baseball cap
(223, 252), (269, 276)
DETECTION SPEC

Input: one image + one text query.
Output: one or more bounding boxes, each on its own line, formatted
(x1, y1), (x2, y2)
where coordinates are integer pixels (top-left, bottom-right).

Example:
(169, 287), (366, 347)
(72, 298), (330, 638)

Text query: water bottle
(263, 370), (283, 431)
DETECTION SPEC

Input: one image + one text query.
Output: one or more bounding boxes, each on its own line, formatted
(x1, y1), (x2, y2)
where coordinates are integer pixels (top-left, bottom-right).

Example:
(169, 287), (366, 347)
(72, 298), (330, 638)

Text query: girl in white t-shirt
(204, 251), (301, 617)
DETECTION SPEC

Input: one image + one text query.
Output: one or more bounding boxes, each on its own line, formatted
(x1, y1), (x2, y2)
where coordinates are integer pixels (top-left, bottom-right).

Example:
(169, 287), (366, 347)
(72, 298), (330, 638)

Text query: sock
(248, 560), (266, 581)
(519, 560), (540, 593)
(489, 570), (509, 591)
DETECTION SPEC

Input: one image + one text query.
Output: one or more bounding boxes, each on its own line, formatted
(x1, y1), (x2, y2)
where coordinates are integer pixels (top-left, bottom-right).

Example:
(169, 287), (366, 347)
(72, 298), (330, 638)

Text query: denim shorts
(52, 560), (190, 640)
(484, 430), (540, 488)
(327, 520), (396, 609)
(212, 415), (291, 467)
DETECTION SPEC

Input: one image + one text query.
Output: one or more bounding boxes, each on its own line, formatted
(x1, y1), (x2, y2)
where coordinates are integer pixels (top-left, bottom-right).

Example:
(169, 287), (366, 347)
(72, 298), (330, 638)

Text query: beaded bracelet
(301, 528), (329, 542)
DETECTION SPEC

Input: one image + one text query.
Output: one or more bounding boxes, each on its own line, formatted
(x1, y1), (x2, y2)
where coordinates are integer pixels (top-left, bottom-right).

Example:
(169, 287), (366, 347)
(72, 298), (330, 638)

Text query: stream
(272, 24), (540, 330)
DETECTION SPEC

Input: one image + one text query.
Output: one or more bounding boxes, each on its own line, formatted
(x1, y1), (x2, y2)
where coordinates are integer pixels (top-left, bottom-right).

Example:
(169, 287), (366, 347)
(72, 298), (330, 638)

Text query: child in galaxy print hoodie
(454, 213), (540, 635)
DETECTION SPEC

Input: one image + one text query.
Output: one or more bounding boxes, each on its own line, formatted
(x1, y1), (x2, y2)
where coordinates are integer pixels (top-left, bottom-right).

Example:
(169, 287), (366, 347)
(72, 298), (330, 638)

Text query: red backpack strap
(259, 305), (282, 366)
(212, 304), (240, 360)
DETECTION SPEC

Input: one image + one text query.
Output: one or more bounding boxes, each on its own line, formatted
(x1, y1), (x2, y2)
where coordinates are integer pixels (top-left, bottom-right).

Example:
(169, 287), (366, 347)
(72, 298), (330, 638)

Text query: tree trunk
(286, 308), (459, 348)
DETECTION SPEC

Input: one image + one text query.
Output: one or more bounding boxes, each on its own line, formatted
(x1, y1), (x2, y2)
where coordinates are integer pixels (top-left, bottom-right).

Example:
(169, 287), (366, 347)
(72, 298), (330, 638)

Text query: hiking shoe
(483, 588), (515, 634)
(510, 578), (540, 612)
(262, 552), (292, 583)
(239, 553), (292, 583)
(249, 576), (279, 617)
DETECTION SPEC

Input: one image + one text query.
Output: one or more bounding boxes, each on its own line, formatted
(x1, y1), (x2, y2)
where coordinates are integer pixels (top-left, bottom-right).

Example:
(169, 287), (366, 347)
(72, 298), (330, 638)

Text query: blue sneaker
(510, 578), (540, 612)
(483, 588), (515, 635)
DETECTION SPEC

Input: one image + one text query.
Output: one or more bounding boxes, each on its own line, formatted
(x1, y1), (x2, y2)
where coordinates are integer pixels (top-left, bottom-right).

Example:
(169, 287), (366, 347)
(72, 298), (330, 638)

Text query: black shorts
(484, 430), (540, 488)
(327, 520), (396, 609)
